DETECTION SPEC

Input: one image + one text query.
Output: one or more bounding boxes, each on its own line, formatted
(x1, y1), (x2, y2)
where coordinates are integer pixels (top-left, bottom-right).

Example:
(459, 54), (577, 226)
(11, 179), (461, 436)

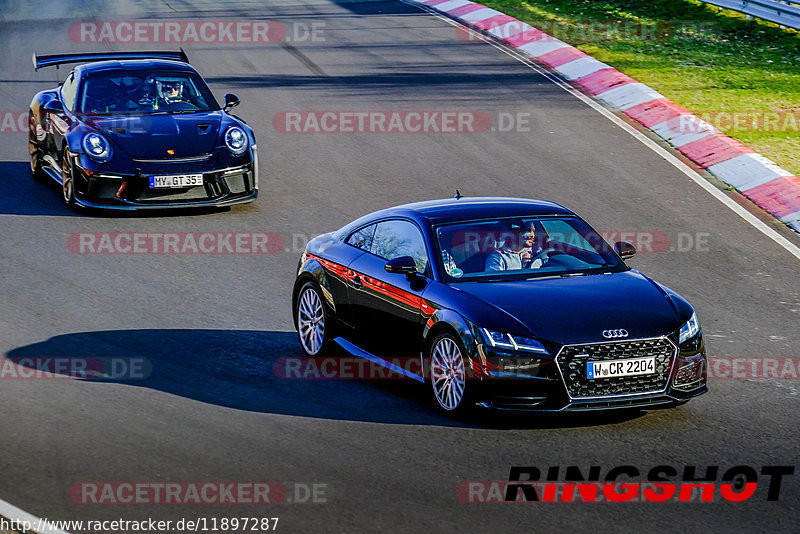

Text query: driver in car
(163, 81), (182, 101)
(153, 80), (197, 111)
(485, 222), (548, 271)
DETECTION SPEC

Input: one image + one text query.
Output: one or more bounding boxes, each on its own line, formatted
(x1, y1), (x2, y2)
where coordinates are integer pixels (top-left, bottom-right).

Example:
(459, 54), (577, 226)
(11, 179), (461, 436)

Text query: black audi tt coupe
(292, 197), (707, 413)
(29, 50), (257, 210)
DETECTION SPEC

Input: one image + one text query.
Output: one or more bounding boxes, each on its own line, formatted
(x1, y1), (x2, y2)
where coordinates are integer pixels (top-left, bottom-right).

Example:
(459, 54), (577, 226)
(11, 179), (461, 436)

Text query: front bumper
(73, 161), (257, 210)
(469, 334), (708, 412)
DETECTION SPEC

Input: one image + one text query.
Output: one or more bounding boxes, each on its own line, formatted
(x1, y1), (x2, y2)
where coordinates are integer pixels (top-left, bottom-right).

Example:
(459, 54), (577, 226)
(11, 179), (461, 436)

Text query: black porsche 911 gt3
(29, 50), (257, 209)
(292, 197), (707, 413)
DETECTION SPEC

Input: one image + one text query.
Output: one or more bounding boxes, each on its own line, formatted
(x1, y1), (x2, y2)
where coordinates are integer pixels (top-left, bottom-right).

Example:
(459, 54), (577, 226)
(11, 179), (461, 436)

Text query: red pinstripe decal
(307, 253), (351, 281)
(306, 253), (439, 316)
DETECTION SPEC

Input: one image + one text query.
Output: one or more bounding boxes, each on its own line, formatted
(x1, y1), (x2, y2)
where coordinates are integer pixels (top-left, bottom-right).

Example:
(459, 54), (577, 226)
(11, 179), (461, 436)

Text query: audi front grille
(556, 337), (676, 399)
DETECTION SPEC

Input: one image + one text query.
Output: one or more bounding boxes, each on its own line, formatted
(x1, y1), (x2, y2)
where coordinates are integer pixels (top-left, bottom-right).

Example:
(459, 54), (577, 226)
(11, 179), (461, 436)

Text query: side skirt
(333, 337), (425, 383)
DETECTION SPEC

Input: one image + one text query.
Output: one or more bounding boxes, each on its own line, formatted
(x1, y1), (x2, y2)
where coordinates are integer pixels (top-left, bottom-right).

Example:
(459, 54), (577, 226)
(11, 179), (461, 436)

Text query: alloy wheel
(431, 335), (467, 411)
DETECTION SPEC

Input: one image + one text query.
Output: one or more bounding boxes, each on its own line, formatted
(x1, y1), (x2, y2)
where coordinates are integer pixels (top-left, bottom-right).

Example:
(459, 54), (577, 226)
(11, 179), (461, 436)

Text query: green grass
(477, 0), (800, 176)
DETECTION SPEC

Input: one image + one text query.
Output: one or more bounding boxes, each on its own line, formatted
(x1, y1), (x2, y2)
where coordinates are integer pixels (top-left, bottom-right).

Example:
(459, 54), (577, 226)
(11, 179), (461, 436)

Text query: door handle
(348, 273), (363, 289)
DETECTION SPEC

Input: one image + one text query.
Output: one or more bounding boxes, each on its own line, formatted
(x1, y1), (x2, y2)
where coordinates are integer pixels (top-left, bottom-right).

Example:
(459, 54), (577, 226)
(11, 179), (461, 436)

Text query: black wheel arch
(421, 308), (481, 383)
(292, 257), (336, 330)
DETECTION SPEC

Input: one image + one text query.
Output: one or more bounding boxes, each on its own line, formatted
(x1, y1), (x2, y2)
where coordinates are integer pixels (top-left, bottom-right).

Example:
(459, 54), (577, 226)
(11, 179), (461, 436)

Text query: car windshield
(77, 70), (219, 115)
(434, 215), (627, 282)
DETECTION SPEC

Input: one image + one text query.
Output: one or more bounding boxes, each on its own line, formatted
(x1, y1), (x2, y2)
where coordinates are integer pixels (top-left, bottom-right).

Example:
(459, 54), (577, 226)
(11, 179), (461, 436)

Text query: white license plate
(148, 174), (203, 188)
(587, 357), (656, 379)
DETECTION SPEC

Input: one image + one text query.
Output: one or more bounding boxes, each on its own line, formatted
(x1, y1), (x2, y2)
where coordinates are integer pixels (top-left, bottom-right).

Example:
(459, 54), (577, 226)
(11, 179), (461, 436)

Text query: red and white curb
(0, 496), (69, 534)
(411, 0), (800, 233)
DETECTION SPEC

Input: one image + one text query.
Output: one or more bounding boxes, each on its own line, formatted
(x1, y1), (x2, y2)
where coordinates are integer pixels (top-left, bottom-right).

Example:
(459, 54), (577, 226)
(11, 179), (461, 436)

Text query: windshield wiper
(150, 109), (202, 115)
(560, 272), (588, 277)
(525, 274), (563, 280)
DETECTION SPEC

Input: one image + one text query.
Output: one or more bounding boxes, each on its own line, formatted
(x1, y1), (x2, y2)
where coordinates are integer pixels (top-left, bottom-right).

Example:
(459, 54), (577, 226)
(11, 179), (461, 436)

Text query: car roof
(374, 197), (573, 224)
(77, 59), (196, 75)
(337, 197), (577, 236)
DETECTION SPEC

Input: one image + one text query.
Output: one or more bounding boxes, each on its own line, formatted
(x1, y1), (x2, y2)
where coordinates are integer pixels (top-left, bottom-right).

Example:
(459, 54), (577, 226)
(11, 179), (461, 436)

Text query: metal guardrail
(700, 0), (800, 29)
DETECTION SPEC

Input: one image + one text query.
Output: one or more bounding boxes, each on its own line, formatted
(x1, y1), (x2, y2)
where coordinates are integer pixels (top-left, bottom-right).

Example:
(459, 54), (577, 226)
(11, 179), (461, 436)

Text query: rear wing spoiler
(33, 49), (189, 70)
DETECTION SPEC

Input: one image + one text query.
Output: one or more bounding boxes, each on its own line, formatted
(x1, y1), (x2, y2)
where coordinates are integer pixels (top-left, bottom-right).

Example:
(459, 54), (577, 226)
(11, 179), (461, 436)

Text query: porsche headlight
(224, 126), (248, 155)
(481, 328), (549, 355)
(82, 132), (111, 160)
(678, 311), (700, 344)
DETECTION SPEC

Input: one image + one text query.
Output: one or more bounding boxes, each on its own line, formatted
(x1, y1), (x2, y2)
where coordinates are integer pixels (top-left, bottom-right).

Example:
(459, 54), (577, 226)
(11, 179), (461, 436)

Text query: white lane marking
(0, 497), (70, 534)
(405, 0), (800, 262)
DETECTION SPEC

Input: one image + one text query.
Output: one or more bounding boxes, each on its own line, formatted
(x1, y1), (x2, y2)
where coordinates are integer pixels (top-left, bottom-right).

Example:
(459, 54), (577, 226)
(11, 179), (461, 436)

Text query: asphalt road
(0, 0), (799, 532)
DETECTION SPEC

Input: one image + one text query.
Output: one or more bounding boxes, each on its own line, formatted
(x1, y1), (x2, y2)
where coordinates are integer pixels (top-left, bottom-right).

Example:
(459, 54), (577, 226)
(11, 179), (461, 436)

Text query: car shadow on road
(6, 328), (647, 429)
(0, 161), (76, 216)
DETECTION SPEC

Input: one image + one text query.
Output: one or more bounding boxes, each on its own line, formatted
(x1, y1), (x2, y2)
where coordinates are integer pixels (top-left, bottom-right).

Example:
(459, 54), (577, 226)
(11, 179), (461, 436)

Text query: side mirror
(223, 93), (240, 111)
(43, 99), (64, 113)
(614, 241), (636, 259)
(385, 256), (417, 275)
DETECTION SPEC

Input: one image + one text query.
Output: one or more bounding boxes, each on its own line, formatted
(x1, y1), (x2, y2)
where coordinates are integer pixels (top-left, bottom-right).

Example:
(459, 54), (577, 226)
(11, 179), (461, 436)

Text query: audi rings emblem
(602, 329), (629, 339)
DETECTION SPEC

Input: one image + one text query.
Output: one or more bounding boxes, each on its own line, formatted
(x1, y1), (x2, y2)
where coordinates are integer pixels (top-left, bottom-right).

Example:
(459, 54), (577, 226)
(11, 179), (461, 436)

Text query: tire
(28, 112), (45, 181)
(61, 149), (76, 208)
(428, 331), (473, 413)
(295, 281), (334, 357)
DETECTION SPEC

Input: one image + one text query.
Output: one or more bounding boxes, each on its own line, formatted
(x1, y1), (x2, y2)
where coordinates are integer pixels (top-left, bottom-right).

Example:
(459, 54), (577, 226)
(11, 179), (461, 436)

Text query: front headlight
(481, 328), (549, 355)
(224, 126), (248, 155)
(82, 132), (111, 160)
(678, 311), (700, 344)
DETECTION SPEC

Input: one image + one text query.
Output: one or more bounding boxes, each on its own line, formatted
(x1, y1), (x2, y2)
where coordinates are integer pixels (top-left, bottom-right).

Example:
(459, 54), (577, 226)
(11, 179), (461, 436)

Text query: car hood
(83, 112), (222, 159)
(454, 270), (686, 345)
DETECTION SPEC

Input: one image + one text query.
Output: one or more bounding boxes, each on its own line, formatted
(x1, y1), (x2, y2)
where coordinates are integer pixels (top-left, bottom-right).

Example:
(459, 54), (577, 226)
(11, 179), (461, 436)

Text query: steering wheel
(529, 247), (557, 264)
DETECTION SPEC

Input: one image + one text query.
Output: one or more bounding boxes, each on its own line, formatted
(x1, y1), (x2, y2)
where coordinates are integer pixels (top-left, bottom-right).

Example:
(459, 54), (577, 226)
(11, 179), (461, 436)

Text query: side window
(371, 220), (429, 274)
(60, 72), (78, 112)
(346, 224), (376, 252)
